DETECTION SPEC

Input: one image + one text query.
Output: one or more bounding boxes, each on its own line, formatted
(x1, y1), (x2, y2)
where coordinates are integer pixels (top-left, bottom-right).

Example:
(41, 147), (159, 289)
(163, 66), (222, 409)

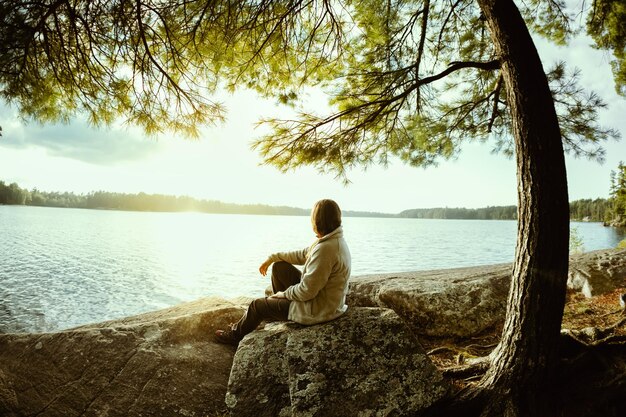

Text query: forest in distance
(0, 178), (623, 224)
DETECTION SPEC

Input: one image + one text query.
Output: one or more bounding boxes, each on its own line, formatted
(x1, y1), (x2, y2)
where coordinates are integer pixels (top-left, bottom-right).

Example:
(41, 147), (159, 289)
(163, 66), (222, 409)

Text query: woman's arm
(259, 246), (309, 276)
(265, 247), (309, 266)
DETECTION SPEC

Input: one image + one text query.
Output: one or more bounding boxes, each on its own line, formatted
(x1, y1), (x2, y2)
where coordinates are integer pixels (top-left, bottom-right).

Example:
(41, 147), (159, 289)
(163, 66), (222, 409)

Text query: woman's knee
(250, 297), (290, 322)
(271, 261), (301, 292)
(250, 297), (267, 314)
(271, 261), (291, 276)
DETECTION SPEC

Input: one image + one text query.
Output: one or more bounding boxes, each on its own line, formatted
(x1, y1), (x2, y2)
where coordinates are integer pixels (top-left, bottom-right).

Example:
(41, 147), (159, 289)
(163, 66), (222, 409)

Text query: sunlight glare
(149, 212), (215, 298)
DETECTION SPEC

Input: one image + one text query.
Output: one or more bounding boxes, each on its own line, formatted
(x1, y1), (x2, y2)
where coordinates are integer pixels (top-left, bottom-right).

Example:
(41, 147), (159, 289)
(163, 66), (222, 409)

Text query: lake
(1, 205), (624, 333)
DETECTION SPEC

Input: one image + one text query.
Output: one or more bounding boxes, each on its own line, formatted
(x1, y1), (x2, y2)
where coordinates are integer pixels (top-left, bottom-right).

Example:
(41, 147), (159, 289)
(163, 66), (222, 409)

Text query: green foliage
(0, 184), (310, 214)
(618, 239), (626, 249)
(569, 198), (611, 222)
(399, 205), (517, 220)
(400, 200), (613, 221)
(569, 226), (585, 255)
(0, 181), (30, 205)
(587, 0), (626, 97)
(547, 63), (619, 162)
(0, 179), (390, 217)
(607, 161), (626, 225)
(569, 164), (626, 226)
(520, 0), (572, 46)
(0, 0), (226, 136)
(245, 0), (618, 177)
(0, 0), (620, 174)
(3, 177), (618, 223)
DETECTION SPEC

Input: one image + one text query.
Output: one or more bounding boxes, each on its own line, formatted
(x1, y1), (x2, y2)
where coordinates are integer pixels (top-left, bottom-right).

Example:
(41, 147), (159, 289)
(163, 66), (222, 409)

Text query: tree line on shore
(399, 163), (626, 224)
(2, 168), (625, 224)
(0, 181), (390, 217)
(398, 199), (618, 223)
(398, 205), (518, 220)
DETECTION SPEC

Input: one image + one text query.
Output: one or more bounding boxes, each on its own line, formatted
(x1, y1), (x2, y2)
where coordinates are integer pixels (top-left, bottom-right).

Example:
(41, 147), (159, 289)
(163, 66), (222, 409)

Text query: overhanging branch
(487, 74), (503, 132)
(258, 58), (502, 166)
(422, 59), (500, 85)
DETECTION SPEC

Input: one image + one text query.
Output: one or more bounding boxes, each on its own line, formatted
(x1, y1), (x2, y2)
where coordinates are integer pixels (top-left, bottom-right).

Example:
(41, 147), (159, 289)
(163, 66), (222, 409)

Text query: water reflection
(1, 206), (624, 333)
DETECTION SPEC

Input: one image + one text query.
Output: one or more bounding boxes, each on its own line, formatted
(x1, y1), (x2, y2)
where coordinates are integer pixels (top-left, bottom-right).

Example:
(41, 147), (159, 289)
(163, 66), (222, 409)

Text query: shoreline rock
(2, 249), (625, 416)
(0, 297), (247, 417)
(567, 249), (626, 297)
(226, 308), (450, 417)
(348, 249), (626, 338)
(348, 263), (511, 338)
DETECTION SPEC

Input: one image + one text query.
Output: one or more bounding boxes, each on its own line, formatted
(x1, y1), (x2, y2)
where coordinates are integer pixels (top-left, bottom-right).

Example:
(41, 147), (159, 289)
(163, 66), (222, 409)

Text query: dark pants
(231, 261), (301, 340)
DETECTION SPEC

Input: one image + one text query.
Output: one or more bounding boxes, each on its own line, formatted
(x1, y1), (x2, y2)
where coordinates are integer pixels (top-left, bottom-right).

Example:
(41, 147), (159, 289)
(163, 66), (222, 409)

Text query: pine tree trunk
(473, 0), (570, 415)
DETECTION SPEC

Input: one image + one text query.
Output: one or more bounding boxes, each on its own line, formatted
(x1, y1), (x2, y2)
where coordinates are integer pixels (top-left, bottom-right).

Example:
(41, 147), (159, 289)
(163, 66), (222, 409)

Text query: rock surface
(567, 249), (626, 297)
(348, 249), (626, 338)
(348, 263), (512, 338)
(226, 307), (450, 417)
(0, 297), (248, 417)
(3, 249), (625, 416)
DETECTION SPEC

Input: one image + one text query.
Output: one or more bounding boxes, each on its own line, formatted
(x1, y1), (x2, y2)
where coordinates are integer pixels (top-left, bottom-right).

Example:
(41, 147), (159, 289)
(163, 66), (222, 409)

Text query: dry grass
(562, 287), (626, 335)
(423, 287), (626, 370)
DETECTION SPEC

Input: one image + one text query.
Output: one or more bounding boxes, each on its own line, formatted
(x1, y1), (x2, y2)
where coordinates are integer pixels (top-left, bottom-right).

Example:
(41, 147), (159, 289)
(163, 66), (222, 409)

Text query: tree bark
(470, 0), (570, 415)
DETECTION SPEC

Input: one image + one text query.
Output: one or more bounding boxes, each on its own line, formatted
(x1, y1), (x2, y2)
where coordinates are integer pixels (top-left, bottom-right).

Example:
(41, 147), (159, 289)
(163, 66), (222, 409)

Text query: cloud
(0, 105), (164, 165)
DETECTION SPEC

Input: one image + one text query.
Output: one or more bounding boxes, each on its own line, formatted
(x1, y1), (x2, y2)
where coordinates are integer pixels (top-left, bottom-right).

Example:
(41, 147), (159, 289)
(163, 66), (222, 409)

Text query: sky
(1, 5), (624, 214)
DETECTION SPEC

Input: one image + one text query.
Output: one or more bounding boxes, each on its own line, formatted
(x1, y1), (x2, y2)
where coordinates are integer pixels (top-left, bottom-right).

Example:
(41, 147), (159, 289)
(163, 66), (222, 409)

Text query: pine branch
(487, 74), (503, 132)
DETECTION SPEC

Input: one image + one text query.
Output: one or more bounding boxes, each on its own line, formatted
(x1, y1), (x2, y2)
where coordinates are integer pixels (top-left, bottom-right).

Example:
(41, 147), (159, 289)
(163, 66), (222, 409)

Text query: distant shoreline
(0, 179), (615, 222)
(1, 203), (619, 225)
(0, 201), (396, 218)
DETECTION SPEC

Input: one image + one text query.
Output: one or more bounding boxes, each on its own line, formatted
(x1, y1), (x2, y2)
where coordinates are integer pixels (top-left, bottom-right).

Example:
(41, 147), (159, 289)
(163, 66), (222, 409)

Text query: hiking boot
(215, 327), (240, 345)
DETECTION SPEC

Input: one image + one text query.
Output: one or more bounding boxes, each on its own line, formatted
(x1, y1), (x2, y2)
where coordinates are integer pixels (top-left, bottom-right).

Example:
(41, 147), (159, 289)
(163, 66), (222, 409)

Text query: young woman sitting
(215, 199), (351, 345)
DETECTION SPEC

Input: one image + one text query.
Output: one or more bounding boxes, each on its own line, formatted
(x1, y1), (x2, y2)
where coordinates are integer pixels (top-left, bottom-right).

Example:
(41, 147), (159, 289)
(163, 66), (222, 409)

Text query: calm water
(1, 205), (624, 333)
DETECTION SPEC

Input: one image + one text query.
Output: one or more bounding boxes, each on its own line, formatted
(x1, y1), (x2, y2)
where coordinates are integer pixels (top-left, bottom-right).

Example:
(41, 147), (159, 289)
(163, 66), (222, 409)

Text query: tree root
(427, 346), (456, 355)
(599, 308), (624, 318)
(427, 342), (497, 358)
(561, 313), (626, 349)
(441, 356), (490, 379)
(556, 336), (626, 417)
(423, 316), (626, 416)
(562, 329), (626, 348)
(428, 340), (626, 417)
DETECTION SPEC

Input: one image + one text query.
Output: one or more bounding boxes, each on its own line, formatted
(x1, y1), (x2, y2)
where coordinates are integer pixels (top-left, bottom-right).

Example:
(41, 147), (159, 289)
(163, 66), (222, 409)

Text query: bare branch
(423, 59), (500, 84)
(487, 74), (503, 132)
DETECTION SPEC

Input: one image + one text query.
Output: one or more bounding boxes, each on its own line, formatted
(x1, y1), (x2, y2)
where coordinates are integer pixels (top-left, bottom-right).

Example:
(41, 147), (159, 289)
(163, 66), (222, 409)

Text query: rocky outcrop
(348, 249), (626, 338)
(0, 296), (249, 417)
(226, 307), (450, 417)
(3, 249), (625, 416)
(604, 215), (626, 228)
(348, 263), (512, 338)
(567, 249), (626, 297)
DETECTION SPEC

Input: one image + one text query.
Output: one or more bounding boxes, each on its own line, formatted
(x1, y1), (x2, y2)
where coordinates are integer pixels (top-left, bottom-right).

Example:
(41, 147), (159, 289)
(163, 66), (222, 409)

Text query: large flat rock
(567, 249), (626, 297)
(3, 249), (625, 415)
(0, 297), (248, 417)
(348, 263), (512, 338)
(348, 249), (626, 338)
(226, 307), (450, 417)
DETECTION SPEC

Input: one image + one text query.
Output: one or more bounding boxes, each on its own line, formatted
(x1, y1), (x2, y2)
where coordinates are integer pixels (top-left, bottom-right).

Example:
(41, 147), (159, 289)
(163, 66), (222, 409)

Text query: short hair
(311, 199), (342, 236)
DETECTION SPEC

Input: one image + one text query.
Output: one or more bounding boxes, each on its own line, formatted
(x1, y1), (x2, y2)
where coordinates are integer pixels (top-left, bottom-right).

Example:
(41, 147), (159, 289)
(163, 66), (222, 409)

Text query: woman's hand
(259, 259), (272, 276)
(270, 291), (286, 299)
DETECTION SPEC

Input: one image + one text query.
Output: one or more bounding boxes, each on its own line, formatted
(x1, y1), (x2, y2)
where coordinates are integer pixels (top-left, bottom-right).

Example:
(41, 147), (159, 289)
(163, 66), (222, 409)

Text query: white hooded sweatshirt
(266, 226), (351, 325)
